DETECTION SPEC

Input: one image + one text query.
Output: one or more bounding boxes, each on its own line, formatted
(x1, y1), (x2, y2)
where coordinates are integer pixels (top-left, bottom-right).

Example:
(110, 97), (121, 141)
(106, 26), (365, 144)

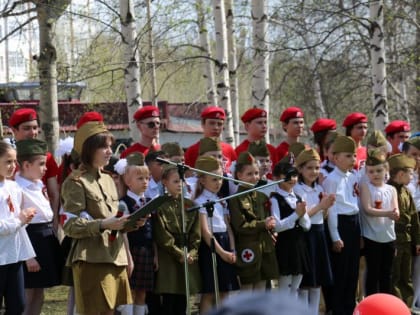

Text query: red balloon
(353, 294), (410, 315)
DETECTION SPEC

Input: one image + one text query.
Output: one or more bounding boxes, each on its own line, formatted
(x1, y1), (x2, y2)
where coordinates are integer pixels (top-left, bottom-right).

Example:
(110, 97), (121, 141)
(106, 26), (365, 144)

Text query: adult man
(120, 105), (161, 158)
(385, 120), (411, 155)
(184, 106), (236, 171)
(275, 106), (305, 163)
(235, 107), (276, 163)
(9, 108), (60, 230)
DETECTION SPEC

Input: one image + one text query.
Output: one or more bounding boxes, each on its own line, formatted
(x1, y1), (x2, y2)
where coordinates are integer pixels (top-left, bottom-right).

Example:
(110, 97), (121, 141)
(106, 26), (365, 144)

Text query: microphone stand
(202, 201), (220, 307)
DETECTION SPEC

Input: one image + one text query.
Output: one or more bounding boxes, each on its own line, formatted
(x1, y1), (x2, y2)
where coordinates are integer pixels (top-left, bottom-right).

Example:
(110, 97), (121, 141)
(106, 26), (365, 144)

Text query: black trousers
(161, 293), (187, 315)
(330, 214), (360, 315)
(364, 237), (395, 295)
(0, 262), (25, 315)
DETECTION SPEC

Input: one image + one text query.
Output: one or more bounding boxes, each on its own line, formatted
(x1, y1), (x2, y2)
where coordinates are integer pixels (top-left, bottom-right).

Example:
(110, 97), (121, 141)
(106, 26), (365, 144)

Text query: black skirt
(301, 224), (333, 287)
(24, 223), (64, 288)
(276, 227), (310, 276)
(198, 232), (239, 293)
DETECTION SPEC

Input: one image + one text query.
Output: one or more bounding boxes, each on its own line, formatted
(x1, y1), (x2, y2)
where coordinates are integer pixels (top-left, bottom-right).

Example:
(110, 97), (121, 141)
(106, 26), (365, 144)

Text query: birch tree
(212, 0), (234, 145)
(120, 0), (142, 143)
(146, 0), (158, 106)
(225, 0), (239, 145)
(251, 0), (269, 142)
(369, 0), (388, 130)
(34, 0), (71, 153)
(196, 0), (217, 105)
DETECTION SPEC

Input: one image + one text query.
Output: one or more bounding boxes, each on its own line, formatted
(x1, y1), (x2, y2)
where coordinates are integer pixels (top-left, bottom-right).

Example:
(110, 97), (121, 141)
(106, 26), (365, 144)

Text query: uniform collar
(127, 190), (145, 204)
(334, 167), (351, 178)
(15, 173), (43, 190)
(202, 189), (218, 199)
(275, 186), (295, 198)
(298, 182), (315, 192)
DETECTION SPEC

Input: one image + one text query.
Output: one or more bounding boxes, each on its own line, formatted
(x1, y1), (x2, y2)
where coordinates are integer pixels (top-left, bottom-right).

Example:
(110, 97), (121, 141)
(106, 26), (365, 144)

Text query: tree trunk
(225, 0), (240, 145)
(146, 0), (158, 106)
(35, 0), (71, 154)
(195, 0), (217, 105)
(212, 0), (234, 145)
(415, 0), (420, 130)
(251, 0), (269, 142)
(369, 0), (389, 131)
(120, 0), (142, 143)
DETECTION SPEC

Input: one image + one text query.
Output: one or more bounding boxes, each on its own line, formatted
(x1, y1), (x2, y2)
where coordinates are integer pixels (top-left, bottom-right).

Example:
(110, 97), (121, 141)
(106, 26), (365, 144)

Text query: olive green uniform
(153, 196), (201, 294)
(229, 186), (279, 285)
(389, 181), (420, 306)
(62, 165), (131, 313)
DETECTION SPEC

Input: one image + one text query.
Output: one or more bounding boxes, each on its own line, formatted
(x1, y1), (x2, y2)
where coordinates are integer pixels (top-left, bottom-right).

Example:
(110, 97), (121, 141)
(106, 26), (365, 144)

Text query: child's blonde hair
(121, 164), (149, 194)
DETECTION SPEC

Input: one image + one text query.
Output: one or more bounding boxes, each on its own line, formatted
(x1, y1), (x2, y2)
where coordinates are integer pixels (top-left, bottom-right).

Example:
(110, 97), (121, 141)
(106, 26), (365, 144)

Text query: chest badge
(7, 195), (14, 212)
(241, 248), (255, 263)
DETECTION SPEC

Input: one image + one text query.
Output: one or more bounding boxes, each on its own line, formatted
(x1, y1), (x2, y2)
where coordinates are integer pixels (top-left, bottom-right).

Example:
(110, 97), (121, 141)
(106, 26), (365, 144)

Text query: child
(403, 136), (420, 311)
(387, 153), (420, 306)
(294, 149), (335, 314)
(0, 140), (36, 314)
(270, 157), (311, 298)
(114, 153), (155, 315)
(229, 152), (278, 290)
(153, 164), (201, 315)
(310, 118), (337, 161)
(321, 135), (361, 315)
(342, 112), (368, 170)
(15, 139), (63, 315)
(144, 150), (166, 200)
(359, 149), (399, 295)
(194, 156), (239, 314)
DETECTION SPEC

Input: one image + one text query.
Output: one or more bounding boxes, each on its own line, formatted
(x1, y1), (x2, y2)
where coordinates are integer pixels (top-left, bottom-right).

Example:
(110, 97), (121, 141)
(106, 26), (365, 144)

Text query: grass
(43, 286), (69, 314)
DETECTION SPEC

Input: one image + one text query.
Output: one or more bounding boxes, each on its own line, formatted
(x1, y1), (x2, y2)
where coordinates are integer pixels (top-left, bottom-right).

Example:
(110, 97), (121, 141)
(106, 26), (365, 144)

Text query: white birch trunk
(399, 79), (409, 123)
(370, 1), (389, 131)
(225, 0), (240, 145)
(251, 0), (270, 142)
(120, 0), (142, 143)
(196, 0), (217, 105)
(212, 0), (234, 145)
(307, 45), (326, 117)
(36, 0), (71, 153)
(146, 0), (158, 106)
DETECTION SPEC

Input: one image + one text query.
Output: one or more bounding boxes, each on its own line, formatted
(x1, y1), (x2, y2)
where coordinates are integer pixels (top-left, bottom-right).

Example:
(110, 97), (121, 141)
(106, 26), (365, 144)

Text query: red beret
(342, 112), (368, 127)
(241, 108), (267, 123)
(201, 106), (226, 120)
(310, 118), (337, 133)
(9, 108), (37, 127)
(77, 111), (104, 128)
(385, 120), (410, 134)
(279, 107), (304, 122)
(133, 105), (160, 121)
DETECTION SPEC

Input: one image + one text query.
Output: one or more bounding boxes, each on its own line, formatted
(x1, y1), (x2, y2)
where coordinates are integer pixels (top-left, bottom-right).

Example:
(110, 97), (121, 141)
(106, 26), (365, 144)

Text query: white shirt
(0, 180), (35, 265)
(320, 160), (335, 179)
(322, 167), (359, 242)
(294, 182), (325, 225)
(407, 173), (420, 211)
(194, 189), (228, 233)
(120, 190), (148, 216)
(271, 186), (311, 233)
(360, 182), (396, 243)
(15, 173), (54, 223)
(145, 177), (162, 200)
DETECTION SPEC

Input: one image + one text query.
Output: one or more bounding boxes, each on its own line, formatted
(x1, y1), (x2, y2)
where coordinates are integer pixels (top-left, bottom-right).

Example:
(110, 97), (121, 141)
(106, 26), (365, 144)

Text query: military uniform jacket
(229, 186), (278, 283)
(389, 181), (420, 245)
(153, 195), (201, 294)
(61, 165), (127, 266)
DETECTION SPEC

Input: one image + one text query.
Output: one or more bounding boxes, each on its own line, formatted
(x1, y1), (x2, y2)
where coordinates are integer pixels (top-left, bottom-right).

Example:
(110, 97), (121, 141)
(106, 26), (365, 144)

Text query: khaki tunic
(388, 182), (420, 306)
(153, 196), (201, 295)
(229, 186), (279, 284)
(61, 165), (127, 266)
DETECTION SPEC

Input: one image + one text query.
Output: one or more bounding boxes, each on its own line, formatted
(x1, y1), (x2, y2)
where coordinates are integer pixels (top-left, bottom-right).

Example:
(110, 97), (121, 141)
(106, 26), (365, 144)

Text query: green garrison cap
(161, 142), (184, 157)
(199, 137), (221, 155)
(296, 148), (320, 167)
(367, 130), (387, 148)
(248, 140), (270, 157)
(366, 148), (387, 166)
(16, 139), (47, 157)
(387, 154), (416, 170)
(332, 135), (356, 154)
(195, 156), (220, 172)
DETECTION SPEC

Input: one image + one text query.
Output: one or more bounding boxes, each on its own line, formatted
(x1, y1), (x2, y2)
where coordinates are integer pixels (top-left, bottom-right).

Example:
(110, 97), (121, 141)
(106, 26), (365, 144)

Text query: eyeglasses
(140, 121), (161, 128)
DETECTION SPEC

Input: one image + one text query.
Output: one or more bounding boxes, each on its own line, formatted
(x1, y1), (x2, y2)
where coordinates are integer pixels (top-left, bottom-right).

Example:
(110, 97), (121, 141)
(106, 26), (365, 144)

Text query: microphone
(109, 203), (126, 242)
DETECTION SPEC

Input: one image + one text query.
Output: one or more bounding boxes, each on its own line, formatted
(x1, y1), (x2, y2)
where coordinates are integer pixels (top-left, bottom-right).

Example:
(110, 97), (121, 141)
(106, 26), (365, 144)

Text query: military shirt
(61, 164), (127, 266)
(389, 180), (420, 245)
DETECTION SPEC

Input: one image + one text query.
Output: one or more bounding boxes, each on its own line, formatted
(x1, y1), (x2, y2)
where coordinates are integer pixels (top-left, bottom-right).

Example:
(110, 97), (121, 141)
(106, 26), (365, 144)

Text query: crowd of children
(1, 105), (420, 315)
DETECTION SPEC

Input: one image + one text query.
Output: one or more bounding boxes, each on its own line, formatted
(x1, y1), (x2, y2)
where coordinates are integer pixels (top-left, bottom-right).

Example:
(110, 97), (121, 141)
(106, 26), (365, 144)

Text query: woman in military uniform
(61, 121), (133, 315)
(229, 152), (279, 290)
